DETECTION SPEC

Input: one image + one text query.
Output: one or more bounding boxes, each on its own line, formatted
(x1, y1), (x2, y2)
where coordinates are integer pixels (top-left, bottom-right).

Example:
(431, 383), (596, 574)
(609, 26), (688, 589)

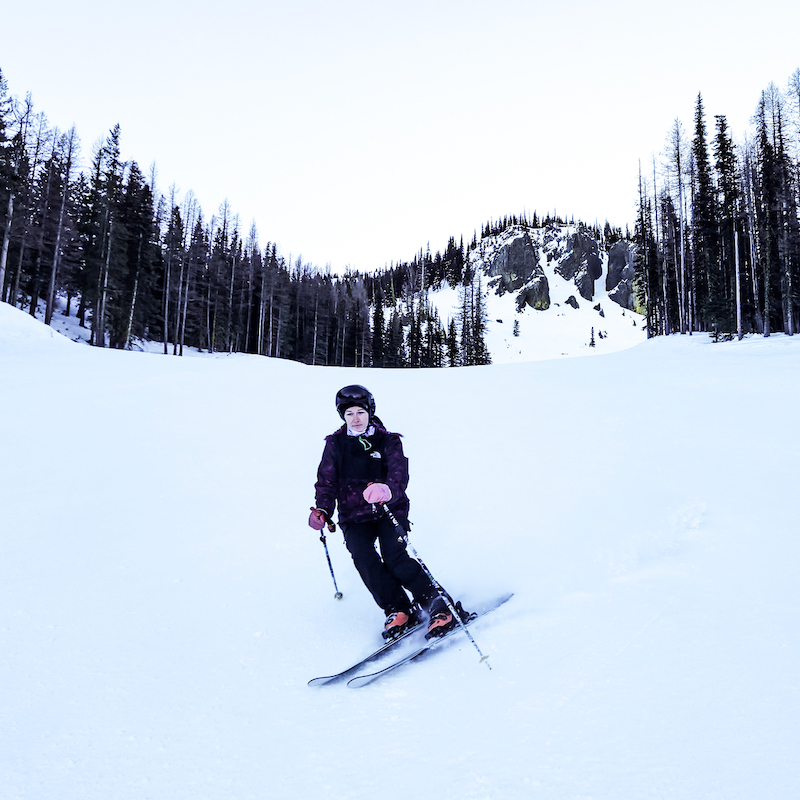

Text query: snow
(1, 300), (799, 799)
(430, 227), (647, 363)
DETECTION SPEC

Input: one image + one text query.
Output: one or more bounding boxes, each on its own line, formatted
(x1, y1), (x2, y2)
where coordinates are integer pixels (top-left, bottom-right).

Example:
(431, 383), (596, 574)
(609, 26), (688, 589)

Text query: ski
(347, 593), (513, 688)
(307, 619), (426, 686)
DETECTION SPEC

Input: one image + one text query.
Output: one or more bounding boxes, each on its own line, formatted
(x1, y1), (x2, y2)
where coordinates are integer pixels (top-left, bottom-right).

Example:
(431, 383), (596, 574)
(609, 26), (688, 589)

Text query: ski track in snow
(1, 300), (799, 799)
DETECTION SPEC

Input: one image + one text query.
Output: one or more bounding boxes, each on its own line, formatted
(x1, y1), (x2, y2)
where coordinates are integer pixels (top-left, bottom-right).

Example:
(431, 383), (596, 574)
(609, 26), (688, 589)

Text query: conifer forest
(2, 67), (799, 364)
(634, 72), (800, 340)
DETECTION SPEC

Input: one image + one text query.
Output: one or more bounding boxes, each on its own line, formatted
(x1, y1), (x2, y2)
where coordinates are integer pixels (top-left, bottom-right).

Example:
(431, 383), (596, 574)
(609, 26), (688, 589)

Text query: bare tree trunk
(678, 186), (687, 334)
(668, 121), (688, 334)
(735, 228), (743, 340)
(0, 191), (13, 301)
(94, 218), (112, 347)
(780, 196), (794, 336)
(206, 281), (213, 352)
(257, 258), (266, 355)
(228, 252), (236, 352)
(124, 227), (145, 348)
(743, 159), (764, 333)
(178, 259), (192, 356)
(311, 295), (319, 364)
(268, 273), (275, 357)
(11, 236), (27, 308)
(125, 275), (139, 347)
(0, 99), (35, 302)
(163, 246), (171, 354)
(275, 305), (282, 358)
(173, 251), (184, 355)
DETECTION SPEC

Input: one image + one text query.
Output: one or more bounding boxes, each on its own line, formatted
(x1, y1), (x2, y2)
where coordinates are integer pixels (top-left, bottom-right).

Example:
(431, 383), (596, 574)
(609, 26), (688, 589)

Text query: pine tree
(633, 166), (660, 336)
(79, 124), (125, 347)
(472, 274), (491, 365)
(384, 310), (406, 367)
(44, 127), (79, 325)
(0, 76), (21, 300)
(371, 291), (386, 367)
(5, 99), (44, 309)
(691, 94), (721, 331)
(755, 93), (781, 336)
(713, 115), (744, 335)
(109, 161), (158, 348)
(446, 318), (459, 367)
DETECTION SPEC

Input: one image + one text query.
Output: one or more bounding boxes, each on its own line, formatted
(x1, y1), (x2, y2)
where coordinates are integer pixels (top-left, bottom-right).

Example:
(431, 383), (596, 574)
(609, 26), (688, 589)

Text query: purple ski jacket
(314, 421), (410, 526)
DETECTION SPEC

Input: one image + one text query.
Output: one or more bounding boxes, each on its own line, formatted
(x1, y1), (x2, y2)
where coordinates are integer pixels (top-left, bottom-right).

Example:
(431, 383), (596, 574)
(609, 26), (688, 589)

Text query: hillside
(435, 223), (644, 362)
(20, 222), (646, 365)
(1, 301), (798, 799)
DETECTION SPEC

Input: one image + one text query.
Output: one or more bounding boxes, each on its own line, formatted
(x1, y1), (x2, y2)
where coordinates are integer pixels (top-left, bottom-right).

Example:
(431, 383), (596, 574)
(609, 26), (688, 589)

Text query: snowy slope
(430, 225), (645, 363)
(1, 301), (798, 800)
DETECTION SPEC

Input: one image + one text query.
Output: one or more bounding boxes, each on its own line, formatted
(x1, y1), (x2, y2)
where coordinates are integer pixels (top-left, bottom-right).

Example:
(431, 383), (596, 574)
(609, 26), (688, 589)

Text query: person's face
(344, 406), (369, 432)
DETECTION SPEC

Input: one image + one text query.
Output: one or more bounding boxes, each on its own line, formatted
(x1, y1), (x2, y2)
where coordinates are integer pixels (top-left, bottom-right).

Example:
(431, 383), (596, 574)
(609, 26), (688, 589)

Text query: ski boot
(382, 606), (421, 641)
(425, 597), (474, 639)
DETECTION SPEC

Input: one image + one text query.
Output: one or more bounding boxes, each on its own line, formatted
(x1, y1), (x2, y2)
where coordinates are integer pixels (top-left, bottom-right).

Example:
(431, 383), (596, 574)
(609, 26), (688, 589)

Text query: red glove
(363, 483), (392, 504)
(308, 508), (327, 530)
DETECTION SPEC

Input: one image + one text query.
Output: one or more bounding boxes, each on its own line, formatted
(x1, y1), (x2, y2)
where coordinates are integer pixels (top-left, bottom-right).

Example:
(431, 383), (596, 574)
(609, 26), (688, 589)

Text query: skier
(309, 384), (462, 640)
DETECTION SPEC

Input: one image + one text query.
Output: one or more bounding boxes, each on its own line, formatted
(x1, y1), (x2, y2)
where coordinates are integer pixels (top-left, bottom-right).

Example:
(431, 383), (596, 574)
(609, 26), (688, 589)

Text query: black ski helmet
(335, 385), (375, 419)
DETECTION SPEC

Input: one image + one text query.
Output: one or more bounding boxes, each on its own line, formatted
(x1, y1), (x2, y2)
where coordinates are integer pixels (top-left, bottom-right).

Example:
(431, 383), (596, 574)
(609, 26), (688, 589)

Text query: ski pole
(378, 503), (491, 670)
(312, 507), (343, 600)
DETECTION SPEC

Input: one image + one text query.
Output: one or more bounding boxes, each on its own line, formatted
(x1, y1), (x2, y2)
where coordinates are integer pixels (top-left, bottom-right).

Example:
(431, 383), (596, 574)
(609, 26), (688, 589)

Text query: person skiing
(309, 384), (463, 640)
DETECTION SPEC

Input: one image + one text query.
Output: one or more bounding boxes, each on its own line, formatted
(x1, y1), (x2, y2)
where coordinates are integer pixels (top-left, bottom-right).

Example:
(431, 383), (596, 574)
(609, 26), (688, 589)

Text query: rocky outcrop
(516, 275), (550, 311)
(485, 230), (542, 293)
(484, 230), (551, 311)
(606, 241), (636, 311)
(471, 225), (643, 320)
(555, 231), (603, 301)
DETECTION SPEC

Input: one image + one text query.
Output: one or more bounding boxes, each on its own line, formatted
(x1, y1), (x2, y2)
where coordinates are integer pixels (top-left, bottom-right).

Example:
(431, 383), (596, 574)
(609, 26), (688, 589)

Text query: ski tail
(307, 620), (425, 686)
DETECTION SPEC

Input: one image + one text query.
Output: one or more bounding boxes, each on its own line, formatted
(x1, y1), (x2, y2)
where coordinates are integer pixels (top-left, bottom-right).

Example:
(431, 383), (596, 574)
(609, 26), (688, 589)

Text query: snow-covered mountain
(432, 223), (644, 363)
(1, 300), (798, 799)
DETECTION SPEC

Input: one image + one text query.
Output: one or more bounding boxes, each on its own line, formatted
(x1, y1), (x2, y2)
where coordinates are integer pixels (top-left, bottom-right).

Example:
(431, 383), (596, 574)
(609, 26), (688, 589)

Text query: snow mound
(0, 300), (74, 349)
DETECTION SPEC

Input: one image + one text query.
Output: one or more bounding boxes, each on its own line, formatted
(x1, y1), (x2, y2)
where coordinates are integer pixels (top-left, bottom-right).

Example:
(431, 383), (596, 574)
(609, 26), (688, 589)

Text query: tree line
(634, 69), (800, 339)
(0, 70), (499, 367)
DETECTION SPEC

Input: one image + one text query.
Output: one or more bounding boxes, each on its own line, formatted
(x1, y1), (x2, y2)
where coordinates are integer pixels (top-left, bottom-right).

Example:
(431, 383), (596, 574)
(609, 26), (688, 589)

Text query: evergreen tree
(446, 318), (459, 367)
(691, 94), (721, 330)
(371, 290), (386, 367)
(384, 310), (406, 367)
(0, 84), (26, 302)
(713, 114), (744, 334)
(755, 93), (781, 336)
(108, 161), (159, 348)
(79, 124), (125, 346)
(44, 127), (79, 326)
(458, 274), (491, 366)
(471, 274), (491, 365)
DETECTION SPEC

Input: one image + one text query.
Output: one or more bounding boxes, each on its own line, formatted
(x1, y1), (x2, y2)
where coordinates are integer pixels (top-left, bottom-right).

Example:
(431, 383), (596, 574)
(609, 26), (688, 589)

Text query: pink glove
(363, 483), (392, 504)
(308, 507), (327, 530)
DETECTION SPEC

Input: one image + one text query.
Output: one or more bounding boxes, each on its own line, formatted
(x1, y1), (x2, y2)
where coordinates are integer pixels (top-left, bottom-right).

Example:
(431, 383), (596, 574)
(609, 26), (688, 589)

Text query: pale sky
(3, 1), (799, 272)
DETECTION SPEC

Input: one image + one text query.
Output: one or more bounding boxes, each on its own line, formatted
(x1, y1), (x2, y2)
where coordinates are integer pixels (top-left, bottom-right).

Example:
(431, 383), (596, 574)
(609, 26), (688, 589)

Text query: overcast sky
(3, 1), (799, 272)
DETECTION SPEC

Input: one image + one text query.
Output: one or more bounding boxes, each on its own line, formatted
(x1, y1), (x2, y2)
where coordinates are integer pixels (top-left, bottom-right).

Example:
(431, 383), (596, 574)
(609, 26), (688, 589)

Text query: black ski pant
(342, 516), (439, 615)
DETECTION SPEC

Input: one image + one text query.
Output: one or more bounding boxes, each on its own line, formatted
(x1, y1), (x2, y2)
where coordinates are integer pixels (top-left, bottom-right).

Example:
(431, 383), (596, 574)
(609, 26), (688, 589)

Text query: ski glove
(363, 483), (392, 504)
(308, 507), (327, 531)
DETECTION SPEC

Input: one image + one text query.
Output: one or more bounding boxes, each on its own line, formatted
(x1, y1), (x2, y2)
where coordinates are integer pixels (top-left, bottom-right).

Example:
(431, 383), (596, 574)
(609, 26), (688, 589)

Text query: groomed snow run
(1, 300), (798, 799)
